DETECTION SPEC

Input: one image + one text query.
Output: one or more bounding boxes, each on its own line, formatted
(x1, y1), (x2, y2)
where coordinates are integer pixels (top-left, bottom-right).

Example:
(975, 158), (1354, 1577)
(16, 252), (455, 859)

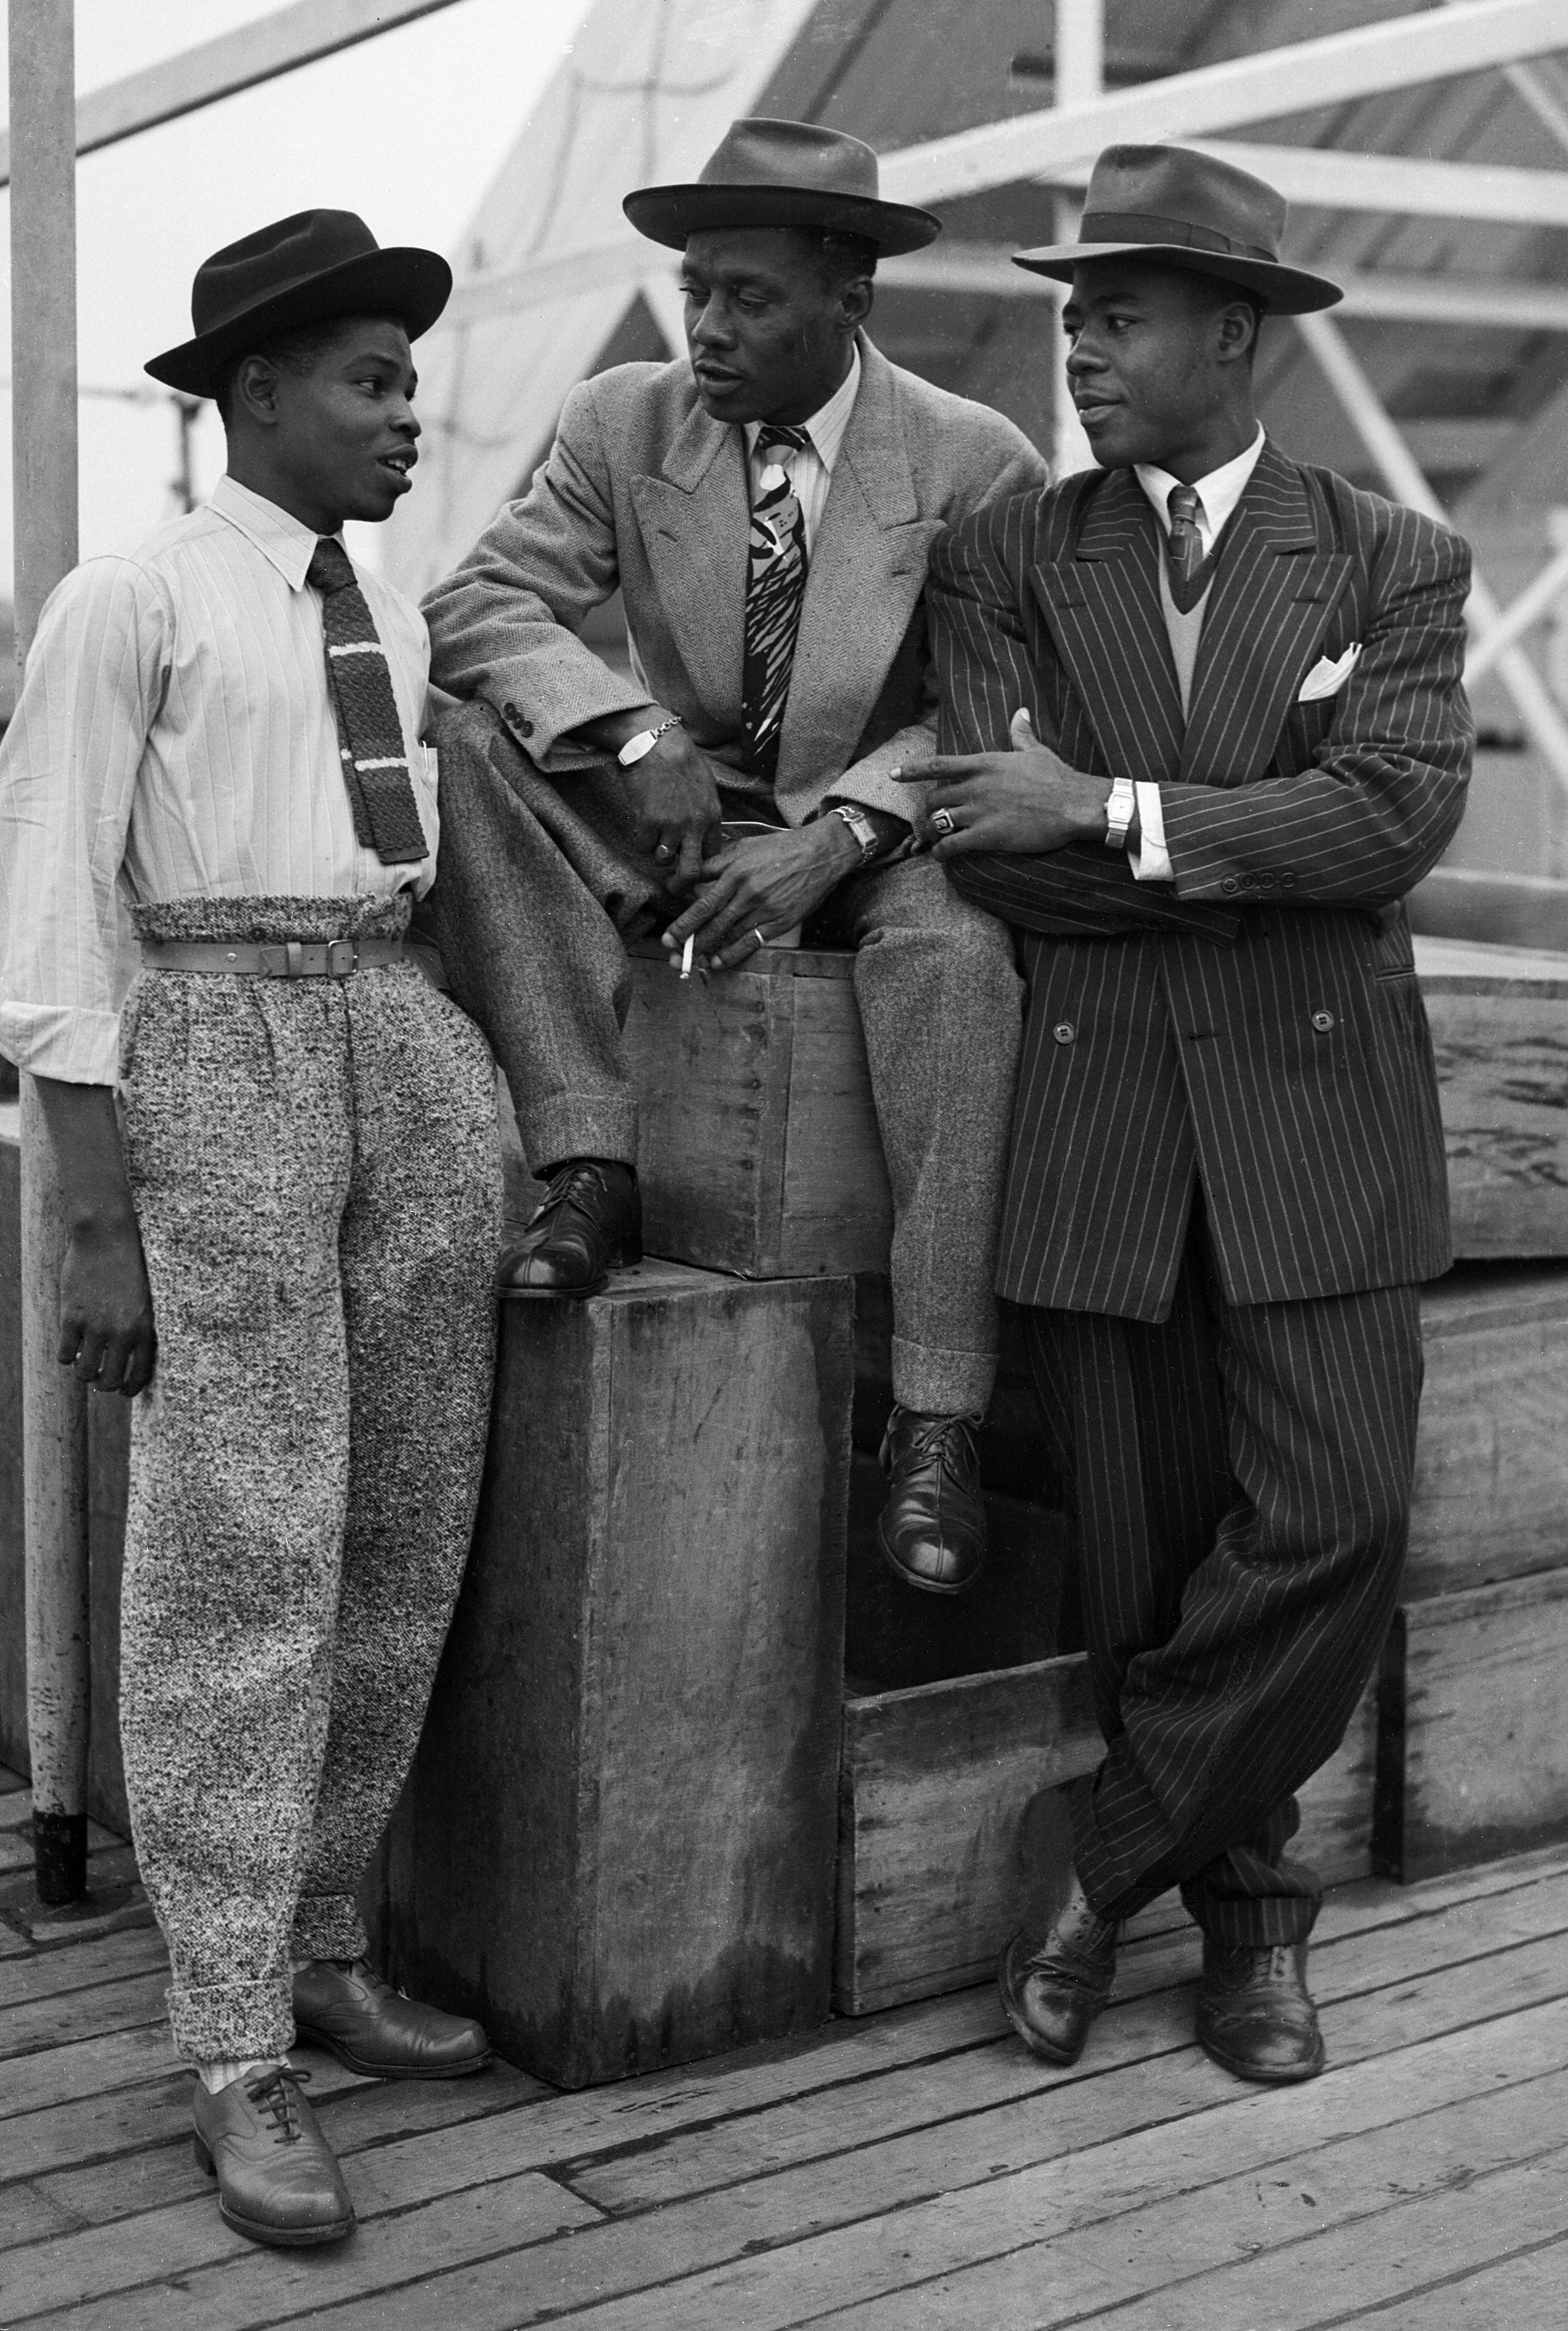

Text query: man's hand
(32, 1077), (157, 1397)
(898, 709), (1117, 859)
(631, 725), (727, 889)
(662, 818), (861, 972)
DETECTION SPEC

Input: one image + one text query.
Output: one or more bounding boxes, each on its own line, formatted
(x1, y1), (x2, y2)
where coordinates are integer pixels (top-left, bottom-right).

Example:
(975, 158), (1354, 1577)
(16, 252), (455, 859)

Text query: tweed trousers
(1023, 1208), (1423, 1946)
(117, 895), (502, 2063)
(426, 701), (1022, 1414)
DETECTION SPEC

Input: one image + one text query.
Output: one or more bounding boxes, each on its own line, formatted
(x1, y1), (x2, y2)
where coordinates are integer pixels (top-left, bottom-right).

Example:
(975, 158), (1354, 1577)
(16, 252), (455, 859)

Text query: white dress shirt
(743, 342), (861, 555)
(0, 475), (435, 1085)
(1125, 426), (1267, 881)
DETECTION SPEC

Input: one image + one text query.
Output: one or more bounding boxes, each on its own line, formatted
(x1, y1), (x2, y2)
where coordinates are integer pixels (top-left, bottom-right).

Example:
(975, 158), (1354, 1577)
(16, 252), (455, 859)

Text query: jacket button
(1311, 1009), (1335, 1033)
(1221, 876), (1238, 895)
(1053, 1021), (1075, 1045)
(502, 700), (533, 739)
(1280, 871), (1297, 889)
(1259, 872), (1278, 891)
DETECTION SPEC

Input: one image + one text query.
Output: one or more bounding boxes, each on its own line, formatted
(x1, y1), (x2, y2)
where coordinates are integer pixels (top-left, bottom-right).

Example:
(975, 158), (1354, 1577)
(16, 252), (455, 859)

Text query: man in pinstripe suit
(908, 148), (1472, 2085)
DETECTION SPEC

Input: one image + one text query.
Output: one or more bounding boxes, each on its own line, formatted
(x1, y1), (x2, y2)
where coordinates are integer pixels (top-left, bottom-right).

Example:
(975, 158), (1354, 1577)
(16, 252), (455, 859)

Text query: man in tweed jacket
(910, 148), (1472, 2083)
(423, 123), (1045, 1589)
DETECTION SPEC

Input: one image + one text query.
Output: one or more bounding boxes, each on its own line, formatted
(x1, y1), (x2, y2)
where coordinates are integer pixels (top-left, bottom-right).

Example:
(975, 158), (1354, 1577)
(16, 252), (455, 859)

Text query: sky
(0, 0), (597, 592)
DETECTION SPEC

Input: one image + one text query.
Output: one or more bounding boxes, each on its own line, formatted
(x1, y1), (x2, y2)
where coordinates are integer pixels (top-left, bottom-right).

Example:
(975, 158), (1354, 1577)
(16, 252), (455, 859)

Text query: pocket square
(1297, 643), (1361, 703)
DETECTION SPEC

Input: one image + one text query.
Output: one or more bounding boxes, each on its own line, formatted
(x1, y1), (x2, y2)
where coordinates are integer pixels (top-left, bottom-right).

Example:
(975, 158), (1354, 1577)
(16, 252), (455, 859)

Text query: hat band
(1078, 209), (1279, 265)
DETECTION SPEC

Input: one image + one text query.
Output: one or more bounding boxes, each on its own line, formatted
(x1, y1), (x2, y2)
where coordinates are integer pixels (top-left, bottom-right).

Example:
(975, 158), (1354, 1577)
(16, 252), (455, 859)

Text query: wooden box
(376, 1258), (854, 2088)
(1375, 1566), (1568, 1883)
(623, 941), (892, 1279)
(834, 1656), (1379, 2017)
(1417, 935), (1568, 1258)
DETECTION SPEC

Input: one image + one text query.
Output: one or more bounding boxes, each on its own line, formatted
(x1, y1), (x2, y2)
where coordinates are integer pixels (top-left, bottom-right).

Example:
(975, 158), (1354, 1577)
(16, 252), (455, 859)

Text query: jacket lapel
(1029, 471), (1185, 784)
(1179, 442), (1352, 785)
(629, 399), (749, 726)
(775, 340), (941, 803)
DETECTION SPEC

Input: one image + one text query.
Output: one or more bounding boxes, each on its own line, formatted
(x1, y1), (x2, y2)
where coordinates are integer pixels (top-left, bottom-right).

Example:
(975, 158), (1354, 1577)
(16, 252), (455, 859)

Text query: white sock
(197, 2056), (284, 2094)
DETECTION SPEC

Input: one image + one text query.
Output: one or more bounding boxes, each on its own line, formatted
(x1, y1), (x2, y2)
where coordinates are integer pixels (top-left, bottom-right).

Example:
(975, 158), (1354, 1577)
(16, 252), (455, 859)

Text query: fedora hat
(1012, 145), (1342, 315)
(623, 118), (941, 258)
(145, 210), (453, 397)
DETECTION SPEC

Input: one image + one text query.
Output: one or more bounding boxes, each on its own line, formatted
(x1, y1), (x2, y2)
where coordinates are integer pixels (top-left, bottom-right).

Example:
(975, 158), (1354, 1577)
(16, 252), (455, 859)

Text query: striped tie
(742, 423), (812, 780)
(1165, 483), (1215, 615)
(307, 536), (429, 865)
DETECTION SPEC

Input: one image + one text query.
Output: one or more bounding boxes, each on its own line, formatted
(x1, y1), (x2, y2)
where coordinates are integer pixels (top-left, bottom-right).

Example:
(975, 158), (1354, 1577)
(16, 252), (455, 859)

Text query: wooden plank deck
(4, 1763), (1568, 2327)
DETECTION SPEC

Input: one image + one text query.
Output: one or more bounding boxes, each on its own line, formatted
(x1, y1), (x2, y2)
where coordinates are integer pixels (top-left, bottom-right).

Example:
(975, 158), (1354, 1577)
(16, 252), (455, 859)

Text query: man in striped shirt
(909, 149), (1471, 2085)
(0, 212), (503, 2247)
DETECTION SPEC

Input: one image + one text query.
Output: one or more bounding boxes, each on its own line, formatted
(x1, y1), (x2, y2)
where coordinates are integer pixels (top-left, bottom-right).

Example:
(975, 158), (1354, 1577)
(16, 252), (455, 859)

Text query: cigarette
(679, 933), (695, 981)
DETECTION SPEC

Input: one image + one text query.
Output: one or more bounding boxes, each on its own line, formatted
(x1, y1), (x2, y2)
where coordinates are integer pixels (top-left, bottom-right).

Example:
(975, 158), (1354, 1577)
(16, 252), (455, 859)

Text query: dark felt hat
(623, 118), (941, 258)
(145, 209), (453, 397)
(1012, 145), (1342, 315)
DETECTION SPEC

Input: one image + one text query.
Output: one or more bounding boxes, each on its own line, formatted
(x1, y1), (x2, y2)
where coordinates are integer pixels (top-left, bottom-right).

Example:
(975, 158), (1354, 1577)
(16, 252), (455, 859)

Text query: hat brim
(623, 183), (941, 258)
(144, 245), (454, 396)
(1011, 240), (1343, 316)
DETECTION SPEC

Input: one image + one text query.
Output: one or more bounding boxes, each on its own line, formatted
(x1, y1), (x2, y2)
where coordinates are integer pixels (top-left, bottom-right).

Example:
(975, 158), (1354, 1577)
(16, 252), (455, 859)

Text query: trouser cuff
(291, 1892), (369, 1965)
(890, 1335), (996, 1417)
(518, 1094), (638, 1177)
(167, 1975), (295, 2065)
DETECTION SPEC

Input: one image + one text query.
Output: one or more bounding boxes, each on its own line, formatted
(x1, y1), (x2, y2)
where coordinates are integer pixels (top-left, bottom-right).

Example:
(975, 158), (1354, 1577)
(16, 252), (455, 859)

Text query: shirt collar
(745, 341), (862, 472)
(208, 474), (343, 593)
(1135, 425), (1267, 548)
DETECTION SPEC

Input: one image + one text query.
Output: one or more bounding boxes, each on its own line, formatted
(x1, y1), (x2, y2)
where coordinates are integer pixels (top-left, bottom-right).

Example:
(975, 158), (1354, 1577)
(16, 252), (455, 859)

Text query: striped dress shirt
(741, 342), (861, 556)
(0, 475), (435, 1085)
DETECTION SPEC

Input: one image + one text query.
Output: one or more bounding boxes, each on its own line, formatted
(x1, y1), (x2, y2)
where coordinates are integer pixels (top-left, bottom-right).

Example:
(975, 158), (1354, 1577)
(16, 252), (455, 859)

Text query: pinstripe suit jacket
(929, 442), (1474, 1322)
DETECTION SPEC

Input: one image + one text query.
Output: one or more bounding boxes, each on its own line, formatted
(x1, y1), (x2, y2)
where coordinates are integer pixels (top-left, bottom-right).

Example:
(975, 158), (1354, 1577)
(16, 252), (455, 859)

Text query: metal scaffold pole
(10, 0), (90, 1906)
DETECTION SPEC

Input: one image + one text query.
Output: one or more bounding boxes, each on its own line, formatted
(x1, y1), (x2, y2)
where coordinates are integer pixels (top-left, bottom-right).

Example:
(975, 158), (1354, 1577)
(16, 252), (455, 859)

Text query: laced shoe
(192, 2065), (354, 2248)
(292, 1958), (491, 2080)
(875, 1405), (987, 1594)
(498, 1158), (641, 1296)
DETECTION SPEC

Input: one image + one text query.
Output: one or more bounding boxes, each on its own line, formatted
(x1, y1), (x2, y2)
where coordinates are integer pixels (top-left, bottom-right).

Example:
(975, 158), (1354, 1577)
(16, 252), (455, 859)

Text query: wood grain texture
(1377, 1564), (1568, 1883)
(377, 1259), (854, 2088)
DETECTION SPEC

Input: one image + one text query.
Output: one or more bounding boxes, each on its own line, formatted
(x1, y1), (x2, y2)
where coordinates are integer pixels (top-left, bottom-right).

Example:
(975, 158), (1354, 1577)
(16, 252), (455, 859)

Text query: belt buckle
(326, 939), (358, 978)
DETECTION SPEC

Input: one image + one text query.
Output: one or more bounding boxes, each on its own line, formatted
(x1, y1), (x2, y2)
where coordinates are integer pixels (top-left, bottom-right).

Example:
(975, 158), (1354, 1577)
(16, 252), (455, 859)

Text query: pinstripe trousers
(1023, 1209), (1422, 1946)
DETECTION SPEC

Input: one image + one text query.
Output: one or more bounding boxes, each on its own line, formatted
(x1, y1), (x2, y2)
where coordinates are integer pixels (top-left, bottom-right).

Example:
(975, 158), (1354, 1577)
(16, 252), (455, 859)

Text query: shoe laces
(245, 2064), (310, 2146)
(532, 1159), (627, 1225)
(884, 1406), (981, 1486)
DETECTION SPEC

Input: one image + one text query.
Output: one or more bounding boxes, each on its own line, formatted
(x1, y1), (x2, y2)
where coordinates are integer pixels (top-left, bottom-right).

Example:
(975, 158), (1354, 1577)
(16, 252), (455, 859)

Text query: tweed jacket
(931, 441), (1474, 1322)
(422, 335), (1045, 823)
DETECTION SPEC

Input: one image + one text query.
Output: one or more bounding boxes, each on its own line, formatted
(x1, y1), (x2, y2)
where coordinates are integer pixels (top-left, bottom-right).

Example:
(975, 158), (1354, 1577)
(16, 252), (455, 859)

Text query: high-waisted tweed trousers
(117, 895), (502, 2062)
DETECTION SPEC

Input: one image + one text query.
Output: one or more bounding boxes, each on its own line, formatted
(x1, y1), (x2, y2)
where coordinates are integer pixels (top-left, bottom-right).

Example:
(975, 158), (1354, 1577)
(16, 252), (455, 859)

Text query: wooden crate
(1375, 1566), (1568, 1883)
(1418, 935), (1568, 1258)
(834, 1656), (1379, 2017)
(376, 1258), (854, 2088)
(624, 941), (891, 1278)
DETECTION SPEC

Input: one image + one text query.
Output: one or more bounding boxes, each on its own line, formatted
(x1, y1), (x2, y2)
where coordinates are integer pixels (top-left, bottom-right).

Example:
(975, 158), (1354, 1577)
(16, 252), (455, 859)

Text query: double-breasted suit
(929, 441), (1472, 1939)
(424, 337), (1046, 1412)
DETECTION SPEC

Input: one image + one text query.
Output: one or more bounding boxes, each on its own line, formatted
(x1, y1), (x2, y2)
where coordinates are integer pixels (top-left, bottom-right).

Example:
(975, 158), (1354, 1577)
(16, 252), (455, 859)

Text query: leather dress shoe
(998, 1868), (1118, 2065)
(1197, 1940), (1326, 2084)
(875, 1406), (987, 1594)
(498, 1158), (642, 1297)
(292, 1959), (492, 2080)
(193, 2065), (354, 2247)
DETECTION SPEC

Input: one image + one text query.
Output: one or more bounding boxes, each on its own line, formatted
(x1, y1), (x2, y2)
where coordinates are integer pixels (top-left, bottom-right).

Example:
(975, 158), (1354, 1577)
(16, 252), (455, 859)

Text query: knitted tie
(307, 536), (429, 865)
(742, 423), (812, 780)
(1164, 483), (1215, 615)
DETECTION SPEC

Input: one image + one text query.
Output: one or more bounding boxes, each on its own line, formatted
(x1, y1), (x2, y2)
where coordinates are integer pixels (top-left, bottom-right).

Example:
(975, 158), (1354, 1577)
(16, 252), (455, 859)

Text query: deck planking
(1, 1770), (1567, 2328)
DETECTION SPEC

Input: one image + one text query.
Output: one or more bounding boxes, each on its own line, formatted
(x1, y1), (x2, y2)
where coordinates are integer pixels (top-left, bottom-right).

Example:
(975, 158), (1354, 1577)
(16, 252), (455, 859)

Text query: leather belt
(139, 937), (406, 979)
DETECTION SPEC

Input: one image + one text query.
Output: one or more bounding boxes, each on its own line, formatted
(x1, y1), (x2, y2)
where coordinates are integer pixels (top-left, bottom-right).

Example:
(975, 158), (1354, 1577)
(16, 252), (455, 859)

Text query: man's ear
(1216, 299), (1258, 367)
(232, 353), (283, 429)
(840, 273), (875, 332)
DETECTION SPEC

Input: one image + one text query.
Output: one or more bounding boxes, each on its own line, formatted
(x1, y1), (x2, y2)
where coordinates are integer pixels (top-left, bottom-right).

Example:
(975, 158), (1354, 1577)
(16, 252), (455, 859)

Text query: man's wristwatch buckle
(617, 715), (683, 768)
(1105, 775), (1136, 850)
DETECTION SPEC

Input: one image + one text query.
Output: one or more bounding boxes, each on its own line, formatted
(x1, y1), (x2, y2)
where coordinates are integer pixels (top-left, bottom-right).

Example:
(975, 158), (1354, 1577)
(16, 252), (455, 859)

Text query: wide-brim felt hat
(1012, 144), (1342, 315)
(623, 118), (941, 258)
(146, 209), (453, 396)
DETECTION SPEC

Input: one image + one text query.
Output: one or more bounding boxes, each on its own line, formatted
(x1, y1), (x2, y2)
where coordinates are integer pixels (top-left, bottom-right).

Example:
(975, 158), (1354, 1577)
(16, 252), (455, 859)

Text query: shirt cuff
(1130, 782), (1174, 883)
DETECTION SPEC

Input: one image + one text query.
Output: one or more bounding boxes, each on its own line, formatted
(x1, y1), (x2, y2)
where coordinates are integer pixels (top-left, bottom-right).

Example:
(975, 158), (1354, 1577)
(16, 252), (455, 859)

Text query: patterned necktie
(307, 536), (429, 865)
(1164, 483), (1215, 615)
(742, 423), (812, 780)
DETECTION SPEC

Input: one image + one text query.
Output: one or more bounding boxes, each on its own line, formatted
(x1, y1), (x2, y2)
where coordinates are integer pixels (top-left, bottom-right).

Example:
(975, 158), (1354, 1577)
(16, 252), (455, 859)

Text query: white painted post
(10, 0), (90, 1906)
(1050, 0), (1100, 480)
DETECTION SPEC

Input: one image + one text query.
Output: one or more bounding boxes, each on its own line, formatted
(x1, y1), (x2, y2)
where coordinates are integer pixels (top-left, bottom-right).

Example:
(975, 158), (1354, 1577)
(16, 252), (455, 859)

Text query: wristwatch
(829, 803), (880, 865)
(1104, 774), (1136, 850)
(617, 715), (682, 768)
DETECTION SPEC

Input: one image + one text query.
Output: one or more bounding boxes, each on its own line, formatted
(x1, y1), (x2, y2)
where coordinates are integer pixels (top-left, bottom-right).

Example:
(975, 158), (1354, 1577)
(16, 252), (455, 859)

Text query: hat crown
(1079, 145), (1288, 265)
(191, 209), (381, 337)
(695, 117), (882, 204)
